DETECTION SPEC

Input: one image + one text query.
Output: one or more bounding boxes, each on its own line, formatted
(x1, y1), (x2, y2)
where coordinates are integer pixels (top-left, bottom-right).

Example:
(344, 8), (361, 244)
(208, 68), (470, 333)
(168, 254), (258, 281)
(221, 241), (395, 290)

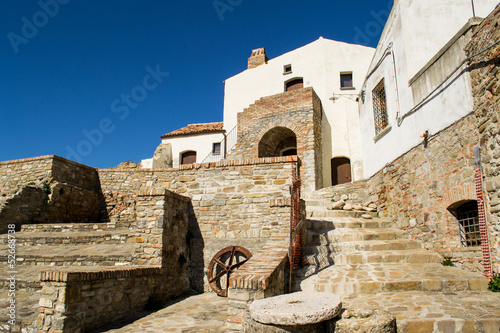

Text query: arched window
(181, 151), (197, 165)
(258, 127), (297, 158)
(285, 78), (304, 92)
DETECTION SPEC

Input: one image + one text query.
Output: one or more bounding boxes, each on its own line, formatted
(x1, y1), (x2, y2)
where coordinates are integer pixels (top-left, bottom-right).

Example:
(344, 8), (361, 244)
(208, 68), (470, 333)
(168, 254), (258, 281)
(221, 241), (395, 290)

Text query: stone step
(306, 209), (378, 219)
(0, 244), (136, 267)
(0, 230), (136, 246)
(334, 250), (442, 265)
(306, 228), (407, 245)
(306, 218), (393, 230)
(306, 239), (423, 253)
(342, 291), (500, 333)
(20, 222), (123, 233)
(297, 263), (489, 297)
(304, 248), (441, 266)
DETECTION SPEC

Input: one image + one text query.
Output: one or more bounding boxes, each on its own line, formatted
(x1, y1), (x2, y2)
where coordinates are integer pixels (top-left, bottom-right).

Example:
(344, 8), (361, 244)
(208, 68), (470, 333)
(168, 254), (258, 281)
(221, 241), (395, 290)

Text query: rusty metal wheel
(207, 246), (252, 297)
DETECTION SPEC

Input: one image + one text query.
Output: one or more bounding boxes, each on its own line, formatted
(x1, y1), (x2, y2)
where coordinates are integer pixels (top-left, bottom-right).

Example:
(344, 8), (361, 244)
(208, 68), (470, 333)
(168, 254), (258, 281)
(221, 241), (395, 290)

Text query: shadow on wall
(186, 200), (205, 293)
(0, 182), (108, 233)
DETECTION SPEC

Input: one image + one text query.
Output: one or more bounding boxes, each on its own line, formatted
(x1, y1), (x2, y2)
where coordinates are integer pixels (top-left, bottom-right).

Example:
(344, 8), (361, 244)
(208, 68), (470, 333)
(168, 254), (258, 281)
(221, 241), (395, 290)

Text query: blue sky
(0, 0), (392, 168)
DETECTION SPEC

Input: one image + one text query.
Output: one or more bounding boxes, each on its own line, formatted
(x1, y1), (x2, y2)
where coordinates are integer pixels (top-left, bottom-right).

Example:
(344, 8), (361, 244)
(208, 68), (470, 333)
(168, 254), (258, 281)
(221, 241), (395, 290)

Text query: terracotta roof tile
(161, 122), (224, 138)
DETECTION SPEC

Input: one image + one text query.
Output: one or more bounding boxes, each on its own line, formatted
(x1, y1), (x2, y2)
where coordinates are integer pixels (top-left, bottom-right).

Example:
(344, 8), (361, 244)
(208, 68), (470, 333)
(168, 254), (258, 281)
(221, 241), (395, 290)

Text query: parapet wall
(37, 266), (185, 333)
(98, 156), (299, 292)
(0, 155), (101, 230)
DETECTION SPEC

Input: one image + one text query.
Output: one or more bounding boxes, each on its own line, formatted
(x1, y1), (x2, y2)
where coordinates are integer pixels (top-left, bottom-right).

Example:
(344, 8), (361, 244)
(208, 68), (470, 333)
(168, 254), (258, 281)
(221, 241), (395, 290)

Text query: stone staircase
(292, 198), (500, 332)
(0, 222), (137, 332)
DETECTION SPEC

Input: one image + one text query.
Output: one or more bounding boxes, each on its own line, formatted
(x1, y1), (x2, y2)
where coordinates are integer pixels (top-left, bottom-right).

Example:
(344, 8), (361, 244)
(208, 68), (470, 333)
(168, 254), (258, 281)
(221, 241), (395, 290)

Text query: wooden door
(331, 157), (351, 186)
(181, 151), (197, 164)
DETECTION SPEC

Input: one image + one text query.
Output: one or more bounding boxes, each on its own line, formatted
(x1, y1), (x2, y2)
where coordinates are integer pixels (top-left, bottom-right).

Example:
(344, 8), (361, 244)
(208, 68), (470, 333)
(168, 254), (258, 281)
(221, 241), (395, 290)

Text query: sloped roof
(161, 122), (224, 138)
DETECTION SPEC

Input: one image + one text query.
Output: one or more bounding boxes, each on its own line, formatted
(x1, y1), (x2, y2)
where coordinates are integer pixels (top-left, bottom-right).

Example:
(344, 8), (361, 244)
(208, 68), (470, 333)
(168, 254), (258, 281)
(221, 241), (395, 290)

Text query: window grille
(457, 201), (481, 247)
(372, 79), (388, 135)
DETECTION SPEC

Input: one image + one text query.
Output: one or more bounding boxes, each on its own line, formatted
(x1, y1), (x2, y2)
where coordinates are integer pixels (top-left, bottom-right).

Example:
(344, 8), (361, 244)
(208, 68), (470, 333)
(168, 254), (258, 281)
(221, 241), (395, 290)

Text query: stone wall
(36, 266), (186, 332)
(304, 113), (484, 271)
(228, 88), (323, 192)
(0, 155), (101, 231)
(367, 114), (483, 270)
(98, 156), (298, 292)
(466, 3), (500, 273)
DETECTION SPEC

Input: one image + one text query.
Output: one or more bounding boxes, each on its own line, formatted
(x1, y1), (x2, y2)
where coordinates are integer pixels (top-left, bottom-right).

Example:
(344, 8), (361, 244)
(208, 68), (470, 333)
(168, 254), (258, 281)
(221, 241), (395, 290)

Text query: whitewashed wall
(359, 0), (498, 178)
(223, 38), (375, 186)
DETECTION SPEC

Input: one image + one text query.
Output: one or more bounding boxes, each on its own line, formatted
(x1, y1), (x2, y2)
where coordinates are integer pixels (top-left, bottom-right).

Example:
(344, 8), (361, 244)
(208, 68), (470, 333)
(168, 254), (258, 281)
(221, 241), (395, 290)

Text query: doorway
(331, 157), (351, 186)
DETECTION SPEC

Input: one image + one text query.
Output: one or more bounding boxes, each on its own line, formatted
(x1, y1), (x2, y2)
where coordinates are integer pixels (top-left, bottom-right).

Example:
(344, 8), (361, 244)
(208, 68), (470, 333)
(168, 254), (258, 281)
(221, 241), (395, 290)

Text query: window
(372, 79), (389, 135)
(181, 151), (196, 165)
(456, 201), (481, 247)
(284, 64), (292, 74)
(212, 142), (221, 155)
(285, 78), (303, 92)
(340, 72), (353, 89)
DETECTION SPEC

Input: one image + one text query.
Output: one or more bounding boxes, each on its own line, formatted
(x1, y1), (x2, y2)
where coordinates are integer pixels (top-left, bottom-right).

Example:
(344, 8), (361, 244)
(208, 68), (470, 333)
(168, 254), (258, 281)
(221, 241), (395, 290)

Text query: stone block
(405, 320), (435, 333)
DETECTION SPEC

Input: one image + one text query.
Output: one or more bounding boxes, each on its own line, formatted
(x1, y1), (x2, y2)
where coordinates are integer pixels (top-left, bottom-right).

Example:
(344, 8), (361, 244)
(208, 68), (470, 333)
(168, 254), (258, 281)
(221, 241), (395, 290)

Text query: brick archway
(258, 127), (297, 158)
(255, 121), (302, 157)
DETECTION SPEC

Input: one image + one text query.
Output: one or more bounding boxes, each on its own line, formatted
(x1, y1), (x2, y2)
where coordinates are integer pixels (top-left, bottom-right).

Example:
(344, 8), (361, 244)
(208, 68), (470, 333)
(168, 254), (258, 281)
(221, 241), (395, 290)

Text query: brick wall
(466, 3), (500, 273)
(0, 155), (101, 230)
(98, 156), (298, 292)
(228, 88), (323, 193)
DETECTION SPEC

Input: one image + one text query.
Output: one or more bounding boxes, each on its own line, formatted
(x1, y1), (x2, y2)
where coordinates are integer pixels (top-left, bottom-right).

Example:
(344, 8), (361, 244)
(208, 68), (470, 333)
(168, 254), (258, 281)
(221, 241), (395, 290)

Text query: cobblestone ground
(100, 292), (233, 333)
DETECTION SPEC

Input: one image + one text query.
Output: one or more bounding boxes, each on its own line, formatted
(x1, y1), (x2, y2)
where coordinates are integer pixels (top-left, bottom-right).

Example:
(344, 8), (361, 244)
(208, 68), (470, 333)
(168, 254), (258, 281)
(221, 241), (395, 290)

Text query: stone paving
(100, 292), (232, 333)
(300, 263), (489, 296)
(343, 291), (500, 333)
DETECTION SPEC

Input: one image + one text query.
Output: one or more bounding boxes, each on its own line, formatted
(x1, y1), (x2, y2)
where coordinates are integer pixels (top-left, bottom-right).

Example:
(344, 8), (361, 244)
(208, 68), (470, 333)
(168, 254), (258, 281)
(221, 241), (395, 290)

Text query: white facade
(223, 38), (375, 185)
(164, 132), (225, 168)
(358, 0), (498, 178)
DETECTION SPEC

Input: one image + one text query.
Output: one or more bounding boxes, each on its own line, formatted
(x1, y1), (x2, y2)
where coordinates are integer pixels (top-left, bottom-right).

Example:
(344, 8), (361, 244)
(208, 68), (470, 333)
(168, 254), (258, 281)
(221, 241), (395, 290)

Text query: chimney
(248, 48), (269, 69)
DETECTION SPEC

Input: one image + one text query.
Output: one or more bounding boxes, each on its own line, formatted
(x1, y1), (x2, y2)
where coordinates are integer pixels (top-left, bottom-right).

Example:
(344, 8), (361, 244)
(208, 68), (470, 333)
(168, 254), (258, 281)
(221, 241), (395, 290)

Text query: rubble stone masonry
(466, 3), (500, 273)
(98, 156), (298, 292)
(0, 155), (101, 230)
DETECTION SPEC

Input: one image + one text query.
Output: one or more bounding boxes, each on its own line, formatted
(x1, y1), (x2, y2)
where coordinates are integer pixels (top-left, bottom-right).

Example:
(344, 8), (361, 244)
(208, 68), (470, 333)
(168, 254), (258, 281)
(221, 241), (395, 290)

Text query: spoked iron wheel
(207, 246), (252, 297)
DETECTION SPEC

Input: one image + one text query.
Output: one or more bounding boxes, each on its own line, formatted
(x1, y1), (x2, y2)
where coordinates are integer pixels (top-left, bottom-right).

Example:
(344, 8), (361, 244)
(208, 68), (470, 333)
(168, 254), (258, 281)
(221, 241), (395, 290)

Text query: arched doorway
(331, 157), (351, 186)
(285, 78), (304, 92)
(258, 127), (297, 158)
(181, 151), (197, 165)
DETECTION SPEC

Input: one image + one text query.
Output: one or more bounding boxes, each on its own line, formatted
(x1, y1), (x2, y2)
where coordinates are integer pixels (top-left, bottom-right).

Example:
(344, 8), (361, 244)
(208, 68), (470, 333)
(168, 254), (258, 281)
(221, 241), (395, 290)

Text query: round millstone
(249, 292), (342, 326)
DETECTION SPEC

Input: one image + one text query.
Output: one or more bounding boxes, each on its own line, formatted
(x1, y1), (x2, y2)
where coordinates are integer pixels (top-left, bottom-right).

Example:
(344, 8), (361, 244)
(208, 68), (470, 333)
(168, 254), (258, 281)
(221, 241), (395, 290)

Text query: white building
(358, 0), (498, 178)
(143, 37), (375, 188)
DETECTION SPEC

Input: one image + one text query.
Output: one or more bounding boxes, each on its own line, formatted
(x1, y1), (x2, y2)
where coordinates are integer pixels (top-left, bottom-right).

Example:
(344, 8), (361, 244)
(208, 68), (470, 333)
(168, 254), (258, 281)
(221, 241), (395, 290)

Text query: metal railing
(201, 125), (237, 163)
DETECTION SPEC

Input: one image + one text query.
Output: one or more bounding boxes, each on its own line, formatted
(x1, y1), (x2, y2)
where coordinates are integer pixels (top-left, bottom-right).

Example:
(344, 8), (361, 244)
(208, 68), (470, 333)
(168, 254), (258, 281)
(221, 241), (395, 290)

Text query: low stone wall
(36, 266), (186, 332)
(227, 239), (290, 326)
(98, 156), (297, 292)
(466, 3), (500, 273)
(0, 155), (101, 229)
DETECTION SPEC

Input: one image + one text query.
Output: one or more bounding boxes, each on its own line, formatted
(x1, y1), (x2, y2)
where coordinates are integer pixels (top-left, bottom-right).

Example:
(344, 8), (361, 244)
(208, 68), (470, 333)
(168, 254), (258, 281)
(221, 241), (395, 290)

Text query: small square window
(212, 142), (221, 155)
(284, 64), (292, 74)
(340, 73), (353, 89)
